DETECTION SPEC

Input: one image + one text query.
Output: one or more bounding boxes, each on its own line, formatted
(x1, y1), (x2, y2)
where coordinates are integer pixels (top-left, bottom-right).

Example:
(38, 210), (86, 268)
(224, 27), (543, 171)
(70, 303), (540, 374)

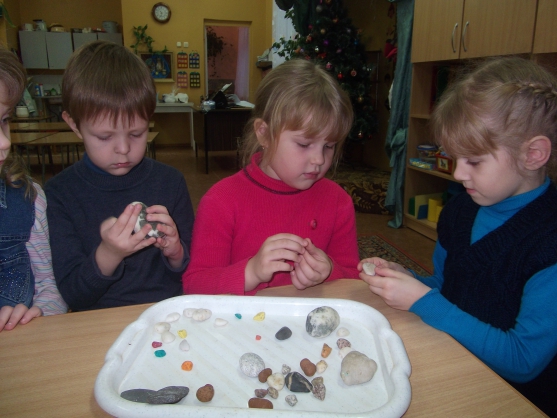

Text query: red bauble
(337, 73), (343, 80)
(350, 69), (357, 77)
(326, 62), (333, 70)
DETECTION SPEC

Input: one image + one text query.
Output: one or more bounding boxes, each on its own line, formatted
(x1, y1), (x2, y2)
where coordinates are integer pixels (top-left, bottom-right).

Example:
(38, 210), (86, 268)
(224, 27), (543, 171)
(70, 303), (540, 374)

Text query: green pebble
(235, 313), (242, 319)
(154, 349), (166, 357)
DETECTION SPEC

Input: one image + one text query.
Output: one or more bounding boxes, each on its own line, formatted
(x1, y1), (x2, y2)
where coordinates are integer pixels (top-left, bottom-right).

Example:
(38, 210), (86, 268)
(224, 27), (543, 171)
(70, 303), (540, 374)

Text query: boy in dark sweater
(45, 41), (193, 311)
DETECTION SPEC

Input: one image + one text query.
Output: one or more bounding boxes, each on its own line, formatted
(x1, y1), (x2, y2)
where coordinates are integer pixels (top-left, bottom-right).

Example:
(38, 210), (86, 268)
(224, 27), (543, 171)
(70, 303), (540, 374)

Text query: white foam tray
(95, 295), (411, 417)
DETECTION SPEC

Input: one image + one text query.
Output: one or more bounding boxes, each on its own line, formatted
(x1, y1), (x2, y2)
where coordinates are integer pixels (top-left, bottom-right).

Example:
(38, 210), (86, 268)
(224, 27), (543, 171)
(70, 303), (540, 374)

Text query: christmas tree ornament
(316, 5), (323, 13)
(350, 69), (357, 77)
(337, 72), (343, 80)
(323, 39), (329, 46)
(320, 28), (326, 35)
(357, 96), (364, 103)
(346, 28), (351, 34)
(336, 48), (342, 53)
(306, 35), (312, 42)
(295, 47), (301, 54)
(314, 46), (320, 53)
(325, 0), (332, 3)
(326, 62), (333, 70)
(333, 17), (338, 24)
(358, 131), (363, 139)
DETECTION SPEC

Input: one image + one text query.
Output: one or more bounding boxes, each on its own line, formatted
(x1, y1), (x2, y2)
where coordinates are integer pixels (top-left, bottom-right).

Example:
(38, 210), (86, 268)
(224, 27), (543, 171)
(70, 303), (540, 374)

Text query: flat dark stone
(121, 388), (157, 403)
(147, 386), (190, 404)
(275, 326), (292, 340)
(285, 372), (312, 393)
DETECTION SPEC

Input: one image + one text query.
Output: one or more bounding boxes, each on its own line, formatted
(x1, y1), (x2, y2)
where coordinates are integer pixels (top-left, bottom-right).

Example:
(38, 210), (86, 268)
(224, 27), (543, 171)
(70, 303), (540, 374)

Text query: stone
(338, 346), (354, 359)
(214, 318), (228, 327)
(131, 201), (165, 238)
(179, 339), (190, 351)
(151, 341), (162, 348)
(363, 262), (376, 276)
(253, 312), (265, 321)
(196, 384), (214, 402)
(300, 358), (316, 377)
(337, 338), (351, 349)
(258, 368), (272, 383)
(161, 331), (175, 344)
(154, 322), (170, 334)
(267, 387), (279, 399)
(177, 329), (187, 338)
(316, 360), (328, 374)
(121, 388), (156, 403)
(266, 373), (285, 391)
(181, 361), (193, 371)
(148, 386), (189, 404)
(340, 351), (378, 386)
(235, 313), (242, 319)
(306, 306), (340, 338)
(254, 388), (268, 398)
(248, 398), (273, 409)
(192, 308), (212, 321)
(321, 343), (332, 358)
(239, 353), (265, 377)
(183, 308), (195, 318)
(281, 364), (291, 375)
(164, 312), (180, 322)
(336, 327), (350, 337)
(275, 326), (292, 340)
(154, 349), (166, 357)
(311, 377), (326, 401)
(285, 394), (298, 407)
(285, 372), (312, 393)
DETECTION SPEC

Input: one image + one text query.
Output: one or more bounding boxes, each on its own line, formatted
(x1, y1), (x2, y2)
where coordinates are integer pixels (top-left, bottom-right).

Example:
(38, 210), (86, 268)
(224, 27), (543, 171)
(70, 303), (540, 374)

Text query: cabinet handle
(451, 23), (458, 53)
(461, 21), (469, 52)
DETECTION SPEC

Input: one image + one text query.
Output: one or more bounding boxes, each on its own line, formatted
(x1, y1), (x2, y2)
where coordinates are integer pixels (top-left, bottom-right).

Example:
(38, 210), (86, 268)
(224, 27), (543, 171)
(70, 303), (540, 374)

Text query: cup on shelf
(15, 106), (29, 118)
(22, 23), (33, 31)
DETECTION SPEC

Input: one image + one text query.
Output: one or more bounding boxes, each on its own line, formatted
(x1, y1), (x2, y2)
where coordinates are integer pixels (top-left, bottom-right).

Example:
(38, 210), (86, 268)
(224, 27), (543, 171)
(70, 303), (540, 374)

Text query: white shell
(267, 372), (285, 391)
(192, 308), (212, 322)
(161, 331), (175, 344)
(363, 262), (376, 276)
(179, 339), (190, 351)
(154, 322), (170, 334)
(214, 318), (228, 327)
(164, 312), (181, 322)
(316, 360), (328, 374)
(183, 308), (195, 318)
(336, 327), (350, 337)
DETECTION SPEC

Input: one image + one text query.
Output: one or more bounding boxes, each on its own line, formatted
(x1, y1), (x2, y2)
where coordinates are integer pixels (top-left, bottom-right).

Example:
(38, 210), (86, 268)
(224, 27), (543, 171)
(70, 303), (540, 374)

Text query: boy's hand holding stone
(145, 205), (184, 268)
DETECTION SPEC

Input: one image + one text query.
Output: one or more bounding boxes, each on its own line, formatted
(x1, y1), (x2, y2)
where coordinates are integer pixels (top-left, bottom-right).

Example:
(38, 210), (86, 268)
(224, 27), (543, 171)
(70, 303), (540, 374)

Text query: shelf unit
(404, 0), (556, 241)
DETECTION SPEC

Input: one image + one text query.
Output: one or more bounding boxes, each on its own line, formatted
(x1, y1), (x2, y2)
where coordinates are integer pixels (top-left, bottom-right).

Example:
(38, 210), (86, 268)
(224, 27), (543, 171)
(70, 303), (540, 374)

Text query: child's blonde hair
(62, 40), (156, 128)
(432, 56), (557, 179)
(241, 59), (353, 168)
(0, 45), (35, 199)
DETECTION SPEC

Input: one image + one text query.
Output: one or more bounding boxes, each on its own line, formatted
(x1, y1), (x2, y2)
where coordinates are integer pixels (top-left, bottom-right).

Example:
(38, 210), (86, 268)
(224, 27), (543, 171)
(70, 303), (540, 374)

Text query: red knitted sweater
(182, 154), (360, 295)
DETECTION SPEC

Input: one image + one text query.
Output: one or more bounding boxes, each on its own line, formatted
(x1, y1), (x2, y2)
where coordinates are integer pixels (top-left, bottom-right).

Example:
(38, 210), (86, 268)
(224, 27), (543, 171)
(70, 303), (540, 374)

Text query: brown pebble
(321, 343), (332, 358)
(248, 397), (273, 409)
(258, 367), (272, 383)
(196, 384), (214, 402)
(300, 358), (316, 377)
(254, 388), (268, 398)
(337, 338), (351, 349)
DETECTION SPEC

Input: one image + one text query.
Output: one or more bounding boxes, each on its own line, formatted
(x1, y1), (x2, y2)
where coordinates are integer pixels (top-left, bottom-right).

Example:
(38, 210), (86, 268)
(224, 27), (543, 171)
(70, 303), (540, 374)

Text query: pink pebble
(256, 335), (261, 341)
(152, 341), (163, 348)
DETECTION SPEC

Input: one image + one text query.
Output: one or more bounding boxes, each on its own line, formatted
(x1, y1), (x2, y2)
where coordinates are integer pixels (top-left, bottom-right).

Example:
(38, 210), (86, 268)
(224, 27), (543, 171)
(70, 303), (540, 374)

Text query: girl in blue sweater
(359, 57), (557, 416)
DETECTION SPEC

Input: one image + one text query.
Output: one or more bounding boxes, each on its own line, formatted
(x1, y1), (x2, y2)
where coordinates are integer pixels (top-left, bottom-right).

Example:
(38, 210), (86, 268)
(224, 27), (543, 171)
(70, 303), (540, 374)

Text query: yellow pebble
(177, 329), (187, 338)
(253, 312), (265, 321)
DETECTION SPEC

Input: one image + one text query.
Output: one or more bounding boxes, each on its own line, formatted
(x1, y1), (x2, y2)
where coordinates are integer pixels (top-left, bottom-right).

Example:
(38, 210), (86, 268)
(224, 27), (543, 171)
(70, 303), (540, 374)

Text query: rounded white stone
(214, 318), (228, 327)
(165, 312), (181, 322)
(267, 372), (285, 391)
(239, 353), (265, 377)
(336, 327), (350, 337)
(192, 308), (212, 322)
(154, 322), (170, 334)
(161, 331), (175, 344)
(340, 351), (378, 386)
(179, 339), (190, 351)
(183, 308), (196, 318)
(363, 262), (376, 276)
(316, 360), (328, 374)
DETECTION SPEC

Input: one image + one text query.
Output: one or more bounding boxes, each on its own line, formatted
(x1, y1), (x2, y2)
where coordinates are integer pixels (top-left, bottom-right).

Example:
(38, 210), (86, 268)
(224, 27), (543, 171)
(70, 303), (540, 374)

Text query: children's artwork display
(177, 52), (188, 69)
(189, 52), (200, 68)
(140, 52), (173, 81)
(189, 72), (200, 88)
(176, 71), (188, 88)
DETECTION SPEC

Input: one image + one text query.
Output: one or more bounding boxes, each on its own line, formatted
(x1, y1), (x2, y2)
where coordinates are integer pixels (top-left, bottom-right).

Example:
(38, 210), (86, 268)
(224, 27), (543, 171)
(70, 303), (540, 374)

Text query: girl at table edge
(182, 59), (360, 295)
(0, 45), (67, 331)
(359, 56), (557, 417)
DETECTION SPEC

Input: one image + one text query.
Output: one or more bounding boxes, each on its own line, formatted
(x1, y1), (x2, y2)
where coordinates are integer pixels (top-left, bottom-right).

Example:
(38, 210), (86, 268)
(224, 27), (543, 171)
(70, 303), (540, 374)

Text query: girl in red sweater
(183, 59), (360, 295)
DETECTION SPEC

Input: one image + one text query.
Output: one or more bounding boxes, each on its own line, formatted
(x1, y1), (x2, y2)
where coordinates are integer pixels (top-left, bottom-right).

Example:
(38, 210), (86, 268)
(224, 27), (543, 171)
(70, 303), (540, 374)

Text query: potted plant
(0, 2), (15, 28)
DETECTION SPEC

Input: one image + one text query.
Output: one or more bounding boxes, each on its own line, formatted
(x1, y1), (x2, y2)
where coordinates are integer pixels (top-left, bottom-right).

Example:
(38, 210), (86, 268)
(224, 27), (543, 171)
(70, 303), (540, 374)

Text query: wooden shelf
(404, 214), (438, 241)
(407, 165), (456, 181)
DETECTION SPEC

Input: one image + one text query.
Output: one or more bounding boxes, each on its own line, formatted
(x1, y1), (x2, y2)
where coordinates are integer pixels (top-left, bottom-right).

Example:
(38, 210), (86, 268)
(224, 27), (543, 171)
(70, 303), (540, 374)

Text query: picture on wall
(140, 52), (173, 81)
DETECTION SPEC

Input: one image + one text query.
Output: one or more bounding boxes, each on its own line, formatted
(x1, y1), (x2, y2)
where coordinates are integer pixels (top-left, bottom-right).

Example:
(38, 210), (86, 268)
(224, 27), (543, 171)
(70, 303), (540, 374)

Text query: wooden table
(0, 280), (544, 417)
(9, 121), (72, 133)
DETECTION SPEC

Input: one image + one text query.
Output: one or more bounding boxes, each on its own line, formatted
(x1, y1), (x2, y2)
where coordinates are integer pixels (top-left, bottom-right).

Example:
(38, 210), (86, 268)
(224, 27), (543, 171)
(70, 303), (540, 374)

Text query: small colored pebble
(267, 387), (279, 399)
(253, 312), (265, 321)
(300, 358), (317, 377)
(177, 329), (187, 338)
(196, 384), (215, 402)
(179, 339), (190, 351)
(151, 341), (162, 348)
(281, 364), (291, 375)
(248, 398), (273, 409)
(321, 343), (332, 358)
(316, 360), (328, 373)
(275, 326), (292, 340)
(214, 318), (228, 327)
(181, 361), (193, 371)
(254, 388), (268, 398)
(337, 338), (351, 349)
(154, 349), (166, 357)
(255, 335), (262, 340)
(336, 327), (350, 337)
(258, 368), (272, 383)
(235, 313), (242, 319)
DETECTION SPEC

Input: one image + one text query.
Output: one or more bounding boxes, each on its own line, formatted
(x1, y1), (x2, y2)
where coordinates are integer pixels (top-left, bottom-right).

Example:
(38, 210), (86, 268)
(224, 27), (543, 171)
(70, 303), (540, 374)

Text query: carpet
(357, 234), (432, 276)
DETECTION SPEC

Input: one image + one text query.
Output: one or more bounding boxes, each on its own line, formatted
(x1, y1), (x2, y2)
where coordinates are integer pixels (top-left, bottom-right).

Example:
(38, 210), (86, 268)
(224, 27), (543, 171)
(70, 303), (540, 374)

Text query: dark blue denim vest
(0, 179), (35, 308)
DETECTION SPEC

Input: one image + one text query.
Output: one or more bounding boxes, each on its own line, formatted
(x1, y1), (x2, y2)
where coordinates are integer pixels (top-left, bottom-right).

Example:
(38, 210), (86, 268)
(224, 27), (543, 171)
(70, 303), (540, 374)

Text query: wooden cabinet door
(533, 0), (557, 53)
(411, 0), (464, 63)
(460, 0), (537, 59)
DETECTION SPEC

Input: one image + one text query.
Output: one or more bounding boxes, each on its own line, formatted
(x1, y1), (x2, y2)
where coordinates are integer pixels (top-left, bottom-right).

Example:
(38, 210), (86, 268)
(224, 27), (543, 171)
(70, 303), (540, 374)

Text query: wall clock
(152, 2), (171, 24)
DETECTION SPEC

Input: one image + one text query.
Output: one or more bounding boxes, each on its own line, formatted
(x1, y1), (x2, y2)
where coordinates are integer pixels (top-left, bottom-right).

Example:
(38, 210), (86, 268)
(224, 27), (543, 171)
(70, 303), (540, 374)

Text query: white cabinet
(45, 32), (73, 69)
(73, 32), (123, 51)
(19, 31), (48, 69)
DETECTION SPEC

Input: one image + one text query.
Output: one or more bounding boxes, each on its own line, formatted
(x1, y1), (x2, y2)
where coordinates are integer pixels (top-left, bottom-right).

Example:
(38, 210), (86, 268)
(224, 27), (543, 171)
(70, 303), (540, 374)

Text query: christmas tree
(273, 0), (377, 143)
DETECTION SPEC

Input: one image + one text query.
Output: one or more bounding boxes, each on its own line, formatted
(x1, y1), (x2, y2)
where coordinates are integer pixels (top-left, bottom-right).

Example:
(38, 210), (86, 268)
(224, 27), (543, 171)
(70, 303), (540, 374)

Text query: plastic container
(417, 144), (438, 162)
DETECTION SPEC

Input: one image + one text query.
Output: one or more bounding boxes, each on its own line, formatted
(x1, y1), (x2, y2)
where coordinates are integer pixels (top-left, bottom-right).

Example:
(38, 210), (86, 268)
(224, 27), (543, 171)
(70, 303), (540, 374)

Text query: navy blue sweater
(45, 157), (194, 311)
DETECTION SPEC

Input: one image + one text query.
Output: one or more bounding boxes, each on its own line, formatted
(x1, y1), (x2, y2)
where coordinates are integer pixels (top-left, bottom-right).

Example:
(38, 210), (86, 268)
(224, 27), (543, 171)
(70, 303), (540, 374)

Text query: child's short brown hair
(62, 41), (156, 128)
